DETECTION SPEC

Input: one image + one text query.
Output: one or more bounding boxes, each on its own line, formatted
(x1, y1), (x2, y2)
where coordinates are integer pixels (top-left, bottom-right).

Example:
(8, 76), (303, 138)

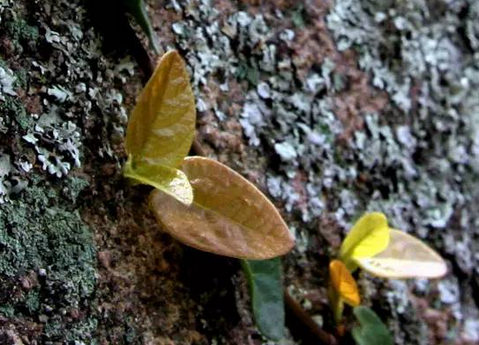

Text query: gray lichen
(0, 66), (16, 98)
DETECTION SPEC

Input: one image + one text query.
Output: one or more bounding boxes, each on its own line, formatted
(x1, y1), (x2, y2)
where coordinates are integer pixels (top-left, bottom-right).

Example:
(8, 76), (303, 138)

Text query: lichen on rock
(2, 0), (479, 342)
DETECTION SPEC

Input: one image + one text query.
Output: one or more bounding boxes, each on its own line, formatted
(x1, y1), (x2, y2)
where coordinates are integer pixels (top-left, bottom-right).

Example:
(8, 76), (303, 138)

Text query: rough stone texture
(1, 0), (479, 344)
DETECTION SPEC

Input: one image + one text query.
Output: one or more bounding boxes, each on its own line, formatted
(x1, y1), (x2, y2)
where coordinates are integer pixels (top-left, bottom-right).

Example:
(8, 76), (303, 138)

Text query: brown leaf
(149, 156), (295, 259)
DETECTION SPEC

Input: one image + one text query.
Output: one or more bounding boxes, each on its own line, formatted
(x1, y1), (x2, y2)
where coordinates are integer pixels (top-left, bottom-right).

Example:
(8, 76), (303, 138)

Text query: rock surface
(1, 0), (478, 344)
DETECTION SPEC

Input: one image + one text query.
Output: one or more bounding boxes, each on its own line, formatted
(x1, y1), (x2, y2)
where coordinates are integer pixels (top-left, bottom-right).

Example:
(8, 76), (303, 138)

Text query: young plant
(329, 212), (447, 339)
(354, 228), (447, 279)
(328, 259), (360, 325)
(123, 50), (295, 340)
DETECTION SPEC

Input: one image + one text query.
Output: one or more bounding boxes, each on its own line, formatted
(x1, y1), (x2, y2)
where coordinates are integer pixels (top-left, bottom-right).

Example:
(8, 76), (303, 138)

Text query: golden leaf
(123, 158), (193, 205)
(124, 50), (196, 204)
(330, 259), (361, 307)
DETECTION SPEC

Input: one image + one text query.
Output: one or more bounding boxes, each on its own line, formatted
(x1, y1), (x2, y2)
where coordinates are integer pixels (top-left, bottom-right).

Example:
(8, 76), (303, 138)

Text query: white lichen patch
(0, 154), (12, 203)
(21, 109), (82, 177)
(1, 0), (137, 184)
(463, 318), (479, 343)
(0, 66), (17, 99)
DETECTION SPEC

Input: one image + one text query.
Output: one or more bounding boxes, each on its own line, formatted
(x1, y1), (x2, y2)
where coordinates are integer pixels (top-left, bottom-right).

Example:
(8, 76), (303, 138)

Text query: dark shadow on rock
(84, 0), (153, 81)
(178, 246), (242, 339)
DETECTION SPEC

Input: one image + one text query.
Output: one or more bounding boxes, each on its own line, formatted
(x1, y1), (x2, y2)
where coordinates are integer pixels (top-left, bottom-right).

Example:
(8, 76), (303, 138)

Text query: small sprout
(330, 260), (360, 306)
(124, 50), (196, 205)
(149, 156), (295, 260)
(339, 212), (390, 271)
(352, 306), (393, 345)
(328, 259), (360, 324)
(331, 212), (447, 326)
(355, 229), (447, 279)
(242, 258), (285, 340)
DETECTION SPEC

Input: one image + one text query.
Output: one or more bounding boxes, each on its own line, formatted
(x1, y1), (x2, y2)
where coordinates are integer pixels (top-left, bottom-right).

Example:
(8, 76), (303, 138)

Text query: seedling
(337, 212), (447, 279)
(329, 212), (447, 341)
(328, 259), (360, 324)
(354, 228), (447, 279)
(123, 50), (294, 340)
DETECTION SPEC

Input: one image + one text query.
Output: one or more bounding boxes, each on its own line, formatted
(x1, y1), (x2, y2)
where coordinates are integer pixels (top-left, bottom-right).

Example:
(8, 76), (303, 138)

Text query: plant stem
(284, 290), (338, 345)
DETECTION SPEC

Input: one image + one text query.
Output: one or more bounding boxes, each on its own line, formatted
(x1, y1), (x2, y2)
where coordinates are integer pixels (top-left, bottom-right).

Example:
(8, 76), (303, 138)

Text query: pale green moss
(0, 177), (96, 341)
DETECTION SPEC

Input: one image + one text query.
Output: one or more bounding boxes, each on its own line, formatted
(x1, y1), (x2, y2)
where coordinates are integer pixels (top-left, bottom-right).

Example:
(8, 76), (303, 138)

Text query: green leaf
(352, 306), (393, 345)
(241, 258), (285, 340)
(123, 0), (159, 54)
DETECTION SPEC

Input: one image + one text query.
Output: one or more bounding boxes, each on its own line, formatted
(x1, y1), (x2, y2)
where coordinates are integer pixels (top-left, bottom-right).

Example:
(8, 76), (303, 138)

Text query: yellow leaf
(124, 157), (193, 205)
(339, 212), (390, 271)
(123, 50), (196, 204)
(149, 156), (295, 259)
(355, 229), (447, 279)
(126, 50), (196, 167)
(329, 260), (361, 307)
